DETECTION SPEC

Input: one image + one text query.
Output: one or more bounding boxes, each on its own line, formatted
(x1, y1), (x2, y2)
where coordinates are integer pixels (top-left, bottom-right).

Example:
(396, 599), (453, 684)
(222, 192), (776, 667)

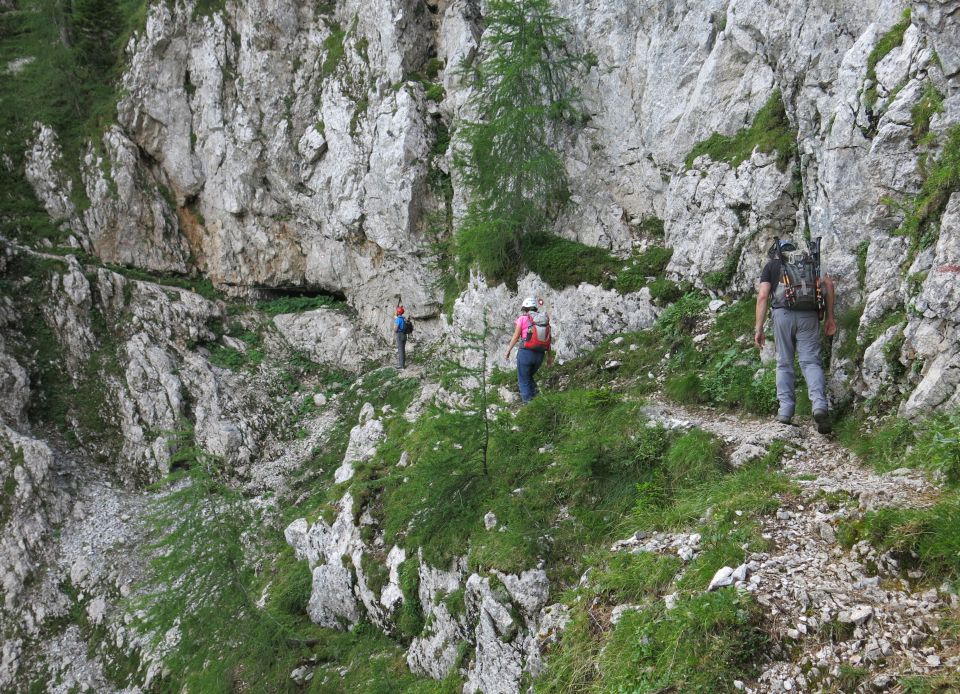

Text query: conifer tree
(456, 0), (585, 283)
(70, 0), (122, 74)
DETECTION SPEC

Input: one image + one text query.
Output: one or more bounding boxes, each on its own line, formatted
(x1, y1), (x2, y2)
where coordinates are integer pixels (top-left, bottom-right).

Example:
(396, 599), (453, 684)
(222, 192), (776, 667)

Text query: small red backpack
(522, 313), (551, 352)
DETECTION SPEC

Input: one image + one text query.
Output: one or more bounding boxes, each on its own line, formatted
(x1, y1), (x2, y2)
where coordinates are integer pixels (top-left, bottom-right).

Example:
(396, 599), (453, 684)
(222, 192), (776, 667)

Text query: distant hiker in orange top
(504, 296), (553, 403)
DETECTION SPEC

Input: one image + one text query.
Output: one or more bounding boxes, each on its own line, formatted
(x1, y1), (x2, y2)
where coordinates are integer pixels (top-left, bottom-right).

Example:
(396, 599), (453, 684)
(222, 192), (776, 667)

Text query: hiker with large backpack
(394, 302), (413, 369)
(754, 237), (837, 433)
(504, 296), (554, 403)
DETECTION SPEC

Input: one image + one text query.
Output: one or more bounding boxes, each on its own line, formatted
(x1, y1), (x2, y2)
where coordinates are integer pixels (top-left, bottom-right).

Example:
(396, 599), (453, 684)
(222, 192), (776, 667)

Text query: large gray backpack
(773, 239), (824, 313)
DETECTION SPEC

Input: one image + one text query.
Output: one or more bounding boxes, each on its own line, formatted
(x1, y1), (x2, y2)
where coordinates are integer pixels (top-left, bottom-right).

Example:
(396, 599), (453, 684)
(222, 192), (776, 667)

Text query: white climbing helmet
(521, 296), (538, 310)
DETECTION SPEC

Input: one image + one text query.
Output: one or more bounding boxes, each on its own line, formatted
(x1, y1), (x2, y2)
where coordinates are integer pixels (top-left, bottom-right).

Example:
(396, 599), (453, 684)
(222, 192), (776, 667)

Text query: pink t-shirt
(515, 314), (534, 336)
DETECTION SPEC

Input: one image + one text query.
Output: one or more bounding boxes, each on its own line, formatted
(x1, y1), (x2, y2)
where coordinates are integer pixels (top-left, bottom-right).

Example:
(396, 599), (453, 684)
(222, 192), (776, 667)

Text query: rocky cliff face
(3, 0), (960, 691)
(21, 0), (960, 412)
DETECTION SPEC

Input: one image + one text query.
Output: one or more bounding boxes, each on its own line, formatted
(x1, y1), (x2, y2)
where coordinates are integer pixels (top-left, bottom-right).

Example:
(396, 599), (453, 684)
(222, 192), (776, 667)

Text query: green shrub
(685, 90), (797, 171)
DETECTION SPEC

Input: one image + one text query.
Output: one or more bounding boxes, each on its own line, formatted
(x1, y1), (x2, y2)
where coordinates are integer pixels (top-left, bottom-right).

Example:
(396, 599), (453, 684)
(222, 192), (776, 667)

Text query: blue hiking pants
(516, 348), (545, 403)
(772, 308), (828, 417)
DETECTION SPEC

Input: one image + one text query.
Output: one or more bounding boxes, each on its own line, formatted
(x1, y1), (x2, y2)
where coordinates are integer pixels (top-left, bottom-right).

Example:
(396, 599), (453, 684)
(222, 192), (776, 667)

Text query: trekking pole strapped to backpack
(811, 236), (825, 318)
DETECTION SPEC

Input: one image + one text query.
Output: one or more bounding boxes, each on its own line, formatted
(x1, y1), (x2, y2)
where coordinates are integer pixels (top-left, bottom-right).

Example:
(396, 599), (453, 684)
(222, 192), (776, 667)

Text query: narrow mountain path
(637, 399), (958, 693)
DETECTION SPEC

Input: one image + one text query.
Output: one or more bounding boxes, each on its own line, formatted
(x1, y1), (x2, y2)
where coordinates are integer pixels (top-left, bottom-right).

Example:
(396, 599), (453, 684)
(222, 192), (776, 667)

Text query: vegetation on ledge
(684, 90), (797, 171)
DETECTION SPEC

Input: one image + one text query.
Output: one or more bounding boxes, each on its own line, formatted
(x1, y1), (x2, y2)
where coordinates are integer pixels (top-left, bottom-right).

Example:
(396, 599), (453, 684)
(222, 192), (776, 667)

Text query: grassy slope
(0, 0), (149, 244)
(10, 241), (959, 692)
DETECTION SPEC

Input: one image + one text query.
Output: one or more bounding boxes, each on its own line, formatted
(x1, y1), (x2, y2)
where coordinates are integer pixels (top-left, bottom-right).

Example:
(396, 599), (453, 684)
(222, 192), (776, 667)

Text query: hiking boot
(813, 409), (832, 434)
(775, 414), (792, 425)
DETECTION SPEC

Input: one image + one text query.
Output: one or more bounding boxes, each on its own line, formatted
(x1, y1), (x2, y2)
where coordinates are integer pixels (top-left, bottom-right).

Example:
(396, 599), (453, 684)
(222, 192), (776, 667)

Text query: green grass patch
(839, 408), (960, 484)
(589, 552), (681, 603)
(684, 90), (797, 171)
(208, 328), (265, 370)
(838, 492), (960, 586)
(377, 390), (676, 581)
(634, 215), (665, 239)
(647, 278), (687, 304)
(911, 84), (945, 144)
(518, 232), (619, 289)
(895, 124), (960, 251)
(837, 308), (905, 365)
(865, 9), (912, 111)
(614, 246), (673, 294)
(537, 590), (769, 693)
(855, 240), (869, 290)
(95, 262), (222, 301)
(535, 441), (787, 692)
(661, 297), (780, 415)
(703, 242), (744, 292)
(901, 672), (960, 693)
(255, 294), (346, 316)
(0, 0), (151, 245)
(136, 433), (454, 693)
(320, 22), (347, 78)
(633, 442), (791, 530)
(6, 252), (123, 460)
(656, 292), (710, 340)
(284, 368), (420, 524)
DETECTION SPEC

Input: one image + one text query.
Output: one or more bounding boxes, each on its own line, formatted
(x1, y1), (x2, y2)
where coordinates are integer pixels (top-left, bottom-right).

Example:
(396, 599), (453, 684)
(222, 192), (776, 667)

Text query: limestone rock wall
(31, 0), (960, 407)
(20, 0), (960, 411)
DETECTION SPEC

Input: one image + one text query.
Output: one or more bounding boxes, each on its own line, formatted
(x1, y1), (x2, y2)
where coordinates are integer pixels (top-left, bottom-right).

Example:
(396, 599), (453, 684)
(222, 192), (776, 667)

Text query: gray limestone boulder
(273, 308), (387, 370)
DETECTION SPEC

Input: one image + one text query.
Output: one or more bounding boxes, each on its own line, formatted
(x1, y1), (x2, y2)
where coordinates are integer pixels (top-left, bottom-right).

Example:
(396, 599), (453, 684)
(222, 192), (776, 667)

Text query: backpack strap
(774, 236), (786, 278)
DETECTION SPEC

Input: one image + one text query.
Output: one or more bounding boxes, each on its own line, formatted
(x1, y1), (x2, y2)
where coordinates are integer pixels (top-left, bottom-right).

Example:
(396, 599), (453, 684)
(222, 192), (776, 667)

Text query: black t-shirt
(760, 260), (784, 308)
(759, 260), (781, 285)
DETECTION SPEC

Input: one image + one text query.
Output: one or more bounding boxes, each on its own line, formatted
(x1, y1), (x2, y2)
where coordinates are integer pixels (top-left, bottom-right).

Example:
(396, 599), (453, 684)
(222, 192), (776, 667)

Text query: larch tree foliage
(69, 0), (123, 74)
(455, 0), (586, 284)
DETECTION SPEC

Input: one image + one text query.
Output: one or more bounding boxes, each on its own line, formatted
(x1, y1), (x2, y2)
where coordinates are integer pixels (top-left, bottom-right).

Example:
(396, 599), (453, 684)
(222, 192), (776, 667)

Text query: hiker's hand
(754, 330), (765, 350)
(504, 350), (511, 362)
(824, 317), (837, 337)
(546, 354), (554, 367)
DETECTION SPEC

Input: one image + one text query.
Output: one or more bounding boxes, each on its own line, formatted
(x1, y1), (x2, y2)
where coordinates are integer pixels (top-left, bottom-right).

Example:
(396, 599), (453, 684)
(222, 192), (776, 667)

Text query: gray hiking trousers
(772, 308), (828, 417)
(396, 331), (406, 369)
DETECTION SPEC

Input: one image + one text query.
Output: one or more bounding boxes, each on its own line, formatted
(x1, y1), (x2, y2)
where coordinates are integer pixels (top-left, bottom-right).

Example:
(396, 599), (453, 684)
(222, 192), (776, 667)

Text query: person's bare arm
(755, 281), (772, 349)
(823, 276), (836, 336)
(504, 324), (523, 361)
